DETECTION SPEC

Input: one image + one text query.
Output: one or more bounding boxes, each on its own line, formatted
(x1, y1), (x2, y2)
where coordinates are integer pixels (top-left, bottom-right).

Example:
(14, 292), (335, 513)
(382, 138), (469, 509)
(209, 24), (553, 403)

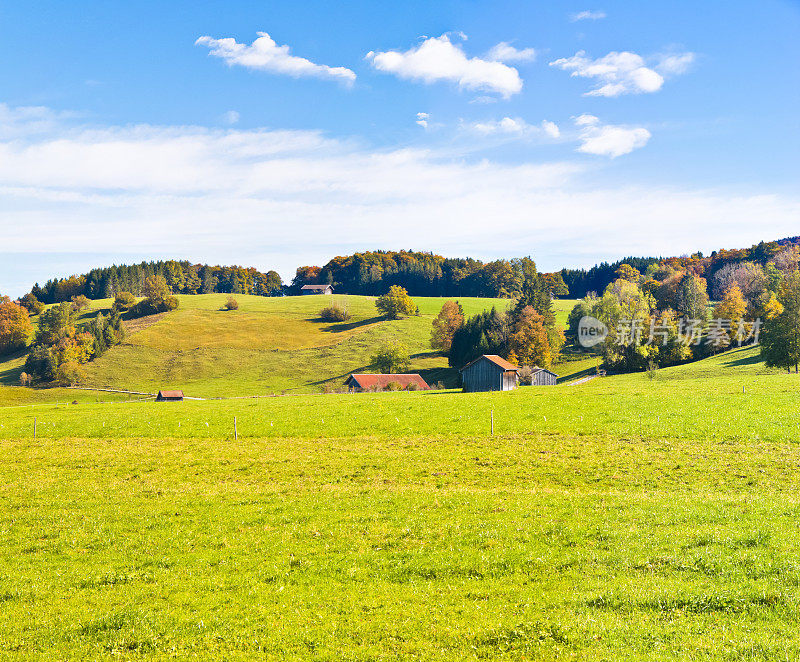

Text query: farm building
(459, 355), (520, 392)
(156, 390), (184, 401)
(344, 374), (430, 391)
(301, 284), (334, 295)
(529, 367), (558, 386)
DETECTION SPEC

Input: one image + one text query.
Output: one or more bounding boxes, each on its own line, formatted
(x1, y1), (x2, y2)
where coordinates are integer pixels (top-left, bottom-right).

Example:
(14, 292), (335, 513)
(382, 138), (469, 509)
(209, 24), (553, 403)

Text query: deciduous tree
(430, 301), (464, 352)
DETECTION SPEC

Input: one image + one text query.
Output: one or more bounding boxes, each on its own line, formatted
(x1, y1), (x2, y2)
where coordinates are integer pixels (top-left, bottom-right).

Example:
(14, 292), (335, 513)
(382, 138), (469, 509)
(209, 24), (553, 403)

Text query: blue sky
(1, 0), (799, 296)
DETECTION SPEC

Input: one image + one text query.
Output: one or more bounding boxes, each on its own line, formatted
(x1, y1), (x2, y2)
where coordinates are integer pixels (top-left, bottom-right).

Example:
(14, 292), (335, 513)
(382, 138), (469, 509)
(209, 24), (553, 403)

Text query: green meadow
(1, 295), (799, 659)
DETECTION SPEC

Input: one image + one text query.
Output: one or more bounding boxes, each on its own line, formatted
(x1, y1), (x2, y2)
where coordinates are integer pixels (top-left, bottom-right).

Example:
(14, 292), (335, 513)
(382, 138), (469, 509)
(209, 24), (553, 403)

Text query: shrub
(320, 304), (350, 322)
(114, 291), (136, 310)
(55, 360), (86, 387)
(71, 295), (91, 312)
(224, 297), (239, 310)
(406, 382), (419, 391)
(384, 381), (403, 391)
(371, 341), (411, 374)
(20, 293), (44, 315)
(518, 366), (533, 385)
(19, 372), (31, 387)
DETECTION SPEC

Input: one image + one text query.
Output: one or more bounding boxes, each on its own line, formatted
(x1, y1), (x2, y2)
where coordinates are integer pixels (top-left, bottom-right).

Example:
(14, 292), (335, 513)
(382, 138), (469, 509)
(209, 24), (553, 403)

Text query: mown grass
(2, 428), (800, 660)
(1, 340), (799, 658)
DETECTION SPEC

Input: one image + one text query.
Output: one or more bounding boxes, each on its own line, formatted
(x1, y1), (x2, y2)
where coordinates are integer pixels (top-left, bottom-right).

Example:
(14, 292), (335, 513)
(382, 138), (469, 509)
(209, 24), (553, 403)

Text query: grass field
(3, 296), (797, 659)
(1, 344), (799, 659)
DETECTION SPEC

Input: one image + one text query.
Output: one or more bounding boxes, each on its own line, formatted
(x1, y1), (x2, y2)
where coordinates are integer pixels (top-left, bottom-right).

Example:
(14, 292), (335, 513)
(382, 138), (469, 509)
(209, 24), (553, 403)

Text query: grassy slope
(0, 294), (514, 399)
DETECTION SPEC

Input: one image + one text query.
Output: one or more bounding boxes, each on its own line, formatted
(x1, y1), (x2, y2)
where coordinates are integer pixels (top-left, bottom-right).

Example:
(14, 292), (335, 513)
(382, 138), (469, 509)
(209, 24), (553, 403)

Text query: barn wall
(462, 359), (501, 392)
(462, 358), (518, 392)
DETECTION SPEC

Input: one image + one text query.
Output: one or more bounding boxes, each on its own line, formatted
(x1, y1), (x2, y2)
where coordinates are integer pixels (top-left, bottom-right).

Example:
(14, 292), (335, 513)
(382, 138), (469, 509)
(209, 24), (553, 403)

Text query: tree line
(292, 250), (568, 299)
(28, 260), (283, 304)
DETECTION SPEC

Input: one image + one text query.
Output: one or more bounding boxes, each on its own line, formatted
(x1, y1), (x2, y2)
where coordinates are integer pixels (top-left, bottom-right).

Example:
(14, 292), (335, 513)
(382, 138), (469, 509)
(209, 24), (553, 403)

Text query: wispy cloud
(366, 35), (523, 98)
(570, 10), (606, 21)
(2, 104), (798, 295)
(550, 49), (693, 97)
(464, 117), (560, 139)
(196, 32), (356, 84)
(416, 112), (429, 128)
(221, 110), (240, 125)
(485, 42), (536, 63)
(574, 114), (651, 157)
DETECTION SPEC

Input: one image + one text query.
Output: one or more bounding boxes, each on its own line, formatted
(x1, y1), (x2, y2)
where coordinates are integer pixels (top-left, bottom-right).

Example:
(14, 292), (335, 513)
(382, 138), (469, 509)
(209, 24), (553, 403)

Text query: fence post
(491, 409), (494, 436)
(234, 416), (238, 441)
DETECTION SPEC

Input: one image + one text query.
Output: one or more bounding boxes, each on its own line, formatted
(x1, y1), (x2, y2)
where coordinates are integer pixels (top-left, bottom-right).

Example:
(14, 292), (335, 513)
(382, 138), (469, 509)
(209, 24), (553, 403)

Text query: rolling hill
(3, 294), (585, 399)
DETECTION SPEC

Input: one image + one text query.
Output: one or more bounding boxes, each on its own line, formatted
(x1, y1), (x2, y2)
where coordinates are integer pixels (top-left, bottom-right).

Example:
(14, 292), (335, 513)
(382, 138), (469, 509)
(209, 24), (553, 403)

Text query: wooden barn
(459, 355), (520, 392)
(156, 390), (184, 402)
(529, 367), (559, 386)
(344, 374), (430, 391)
(301, 284), (334, 295)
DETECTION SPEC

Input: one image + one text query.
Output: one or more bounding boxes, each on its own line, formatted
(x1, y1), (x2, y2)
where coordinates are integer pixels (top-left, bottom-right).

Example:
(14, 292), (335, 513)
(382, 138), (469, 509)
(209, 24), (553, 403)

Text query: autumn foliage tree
(375, 286), (417, 319)
(430, 301), (464, 352)
(507, 306), (553, 368)
(0, 296), (33, 355)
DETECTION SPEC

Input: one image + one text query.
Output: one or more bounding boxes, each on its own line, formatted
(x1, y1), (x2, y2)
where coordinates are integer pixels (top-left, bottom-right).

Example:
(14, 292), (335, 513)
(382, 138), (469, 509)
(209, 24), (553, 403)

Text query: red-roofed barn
(344, 374), (430, 391)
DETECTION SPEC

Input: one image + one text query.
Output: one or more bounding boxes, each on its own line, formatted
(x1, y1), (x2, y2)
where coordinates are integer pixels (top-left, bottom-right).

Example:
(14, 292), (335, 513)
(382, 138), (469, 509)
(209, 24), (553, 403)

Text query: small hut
(156, 390), (184, 402)
(301, 284), (334, 295)
(344, 374), (430, 391)
(529, 367), (558, 386)
(459, 355), (520, 392)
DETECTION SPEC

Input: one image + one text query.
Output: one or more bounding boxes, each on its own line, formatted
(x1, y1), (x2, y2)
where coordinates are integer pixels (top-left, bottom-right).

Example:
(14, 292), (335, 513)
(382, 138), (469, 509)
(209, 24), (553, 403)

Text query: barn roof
(530, 367), (559, 377)
(301, 284), (332, 290)
(345, 374), (430, 390)
(158, 390), (184, 398)
(459, 354), (520, 373)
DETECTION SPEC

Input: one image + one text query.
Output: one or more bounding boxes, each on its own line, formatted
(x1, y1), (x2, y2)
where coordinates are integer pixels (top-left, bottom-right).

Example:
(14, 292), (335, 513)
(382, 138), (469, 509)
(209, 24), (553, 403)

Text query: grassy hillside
(1, 344), (799, 659)
(1, 294), (521, 398)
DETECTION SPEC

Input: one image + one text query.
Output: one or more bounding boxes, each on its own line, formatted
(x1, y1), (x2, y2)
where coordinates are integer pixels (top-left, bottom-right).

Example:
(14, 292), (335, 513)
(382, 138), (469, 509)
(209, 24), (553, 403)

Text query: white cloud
(366, 35), (523, 98)
(196, 32), (356, 84)
(1, 105), (798, 297)
(570, 10), (606, 21)
(465, 117), (561, 139)
(656, 52), (696, 75)
(541, 120), (561, 139)
(485, 42), (536, 63)
(416, 112), (429, 128)
(222, 110), (240, 125)
(550, 50), (692, 97)
(574, 115), (651, 157)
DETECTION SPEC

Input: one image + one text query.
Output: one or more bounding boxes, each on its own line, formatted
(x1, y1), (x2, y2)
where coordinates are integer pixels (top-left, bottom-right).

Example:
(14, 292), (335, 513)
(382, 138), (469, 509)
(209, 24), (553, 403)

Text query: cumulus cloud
(485, 42), (536, 63)
(550, 49), (695, 97)
(366, 35), (523, 98)
(541, 120), (561, 139)
(196, 32), (356, 84)
(574, 115), (651, 157)
(416, 112), (429, 128)
(570, 10), (606, 21)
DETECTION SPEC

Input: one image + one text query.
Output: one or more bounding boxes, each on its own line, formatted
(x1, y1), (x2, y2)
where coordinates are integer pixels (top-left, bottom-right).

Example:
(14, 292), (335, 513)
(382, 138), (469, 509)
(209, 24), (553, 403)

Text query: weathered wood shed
(156, 390), (184, 401)
(529, 367), (558, 386)
(301, 284), (334, 295)
(459, 355), (520, 392)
